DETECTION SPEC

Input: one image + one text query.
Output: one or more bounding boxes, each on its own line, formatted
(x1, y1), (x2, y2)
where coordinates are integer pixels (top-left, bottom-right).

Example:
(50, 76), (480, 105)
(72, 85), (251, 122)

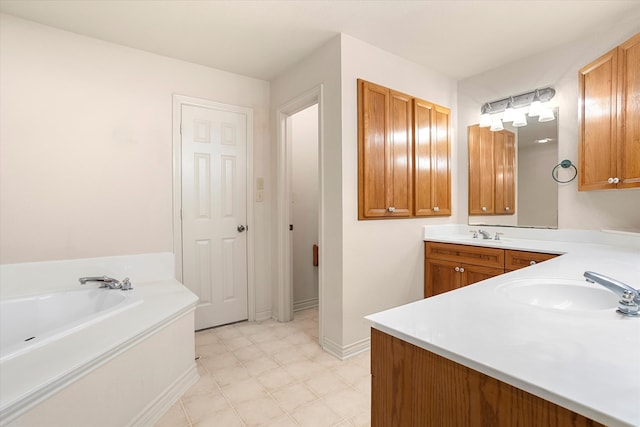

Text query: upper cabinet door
(414, 99), (451, 216)
(617, 32), (640, 189)
(494, 130), (515, 215)
(579, 32), (640, 190)
(579, 47), (618, 190)
(388, 90), (413, 217)
(358, 79), (412, 218)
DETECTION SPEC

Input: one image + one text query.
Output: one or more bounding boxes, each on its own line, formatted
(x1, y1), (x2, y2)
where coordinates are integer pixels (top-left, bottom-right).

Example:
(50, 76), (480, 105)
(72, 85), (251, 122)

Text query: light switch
(256, 177), (264, 190)
(256, 189), (264, 203)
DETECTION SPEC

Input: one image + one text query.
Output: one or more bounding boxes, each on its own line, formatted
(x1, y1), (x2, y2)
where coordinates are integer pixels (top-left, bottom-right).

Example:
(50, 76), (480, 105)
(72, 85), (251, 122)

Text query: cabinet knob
(608, 177), (620, 184)
(388, 207), (395, 213)
(459, 267), (465, 273)
(481, 207), (487, 212)
(505, 207), (510, 212)
(433, 206), (439, 212)
(529, 260), (536, 266)
(454, 267), (460, 272)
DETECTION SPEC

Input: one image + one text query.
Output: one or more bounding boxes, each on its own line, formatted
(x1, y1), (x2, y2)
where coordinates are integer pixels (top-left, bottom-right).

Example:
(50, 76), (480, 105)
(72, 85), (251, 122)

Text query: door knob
(237, 225), (246, 232)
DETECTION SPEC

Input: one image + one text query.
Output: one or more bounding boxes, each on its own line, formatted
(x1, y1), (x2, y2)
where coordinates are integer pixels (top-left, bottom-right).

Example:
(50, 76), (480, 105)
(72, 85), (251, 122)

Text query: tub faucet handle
(120, 277), (133, 291)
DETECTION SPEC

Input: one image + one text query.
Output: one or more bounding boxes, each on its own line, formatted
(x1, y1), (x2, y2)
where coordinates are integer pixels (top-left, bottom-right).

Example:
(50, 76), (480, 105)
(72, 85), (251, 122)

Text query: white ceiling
(1, 0), (639, 81)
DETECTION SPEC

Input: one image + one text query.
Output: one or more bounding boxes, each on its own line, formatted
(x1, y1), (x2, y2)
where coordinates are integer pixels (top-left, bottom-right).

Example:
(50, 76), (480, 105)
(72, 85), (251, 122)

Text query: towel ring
(552, 159), (577, 183)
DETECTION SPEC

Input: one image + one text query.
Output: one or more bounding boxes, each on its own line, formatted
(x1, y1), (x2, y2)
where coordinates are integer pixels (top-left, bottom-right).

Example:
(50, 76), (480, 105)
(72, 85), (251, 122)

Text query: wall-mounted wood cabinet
(579, 32), (640, 190)
(468, 125), (515, 215)
(358, 79), (451, 219)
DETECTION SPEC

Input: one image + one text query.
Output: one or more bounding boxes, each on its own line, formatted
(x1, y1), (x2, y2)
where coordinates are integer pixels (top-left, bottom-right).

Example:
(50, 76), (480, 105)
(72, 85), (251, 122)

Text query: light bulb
(538, 108), (555, 122)
(479, 113), (492, 128)
(502, 98), (515, 122)
(528, 90), (542, 117)
(512, 111), (528, 127)
(490, 118), (504, 132)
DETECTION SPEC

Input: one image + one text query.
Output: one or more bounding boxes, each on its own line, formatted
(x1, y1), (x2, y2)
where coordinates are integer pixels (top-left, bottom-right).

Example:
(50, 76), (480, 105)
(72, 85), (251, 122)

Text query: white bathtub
(1, 288), (142, 362)
(0, 254), (199, 427)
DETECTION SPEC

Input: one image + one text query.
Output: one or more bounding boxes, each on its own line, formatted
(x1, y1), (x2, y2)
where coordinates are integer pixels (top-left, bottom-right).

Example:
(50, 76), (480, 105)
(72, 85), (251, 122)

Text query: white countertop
(366, 226), (640, 427)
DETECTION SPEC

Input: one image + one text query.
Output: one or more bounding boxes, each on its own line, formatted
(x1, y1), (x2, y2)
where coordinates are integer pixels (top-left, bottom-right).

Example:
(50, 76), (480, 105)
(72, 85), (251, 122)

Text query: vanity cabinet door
(579, 32), (640, 190)
(414, 99), (451, 216)
(468, 125), (495, 215)
(358, 79), (413, 218)
(505, 250), (558, 271)
(424, 258), (461, 297)
(460, 264), (504, 286)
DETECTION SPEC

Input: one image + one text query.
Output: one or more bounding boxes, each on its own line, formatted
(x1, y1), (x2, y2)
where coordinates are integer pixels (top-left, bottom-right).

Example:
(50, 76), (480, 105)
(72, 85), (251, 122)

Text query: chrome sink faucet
(584, 271), (639, 317)
(79, 275), (133, 290)
(478, 229), (492, 239)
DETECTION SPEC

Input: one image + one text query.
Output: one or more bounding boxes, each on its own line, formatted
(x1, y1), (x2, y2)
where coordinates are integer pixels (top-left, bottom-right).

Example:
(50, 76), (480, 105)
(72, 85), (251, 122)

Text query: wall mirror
(469, 108), (558, 228)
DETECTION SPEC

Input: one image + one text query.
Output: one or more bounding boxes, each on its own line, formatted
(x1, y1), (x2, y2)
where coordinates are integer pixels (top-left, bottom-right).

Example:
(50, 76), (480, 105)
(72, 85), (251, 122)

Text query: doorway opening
(291, 104), (319, 319)
(276, 85), (323, 346)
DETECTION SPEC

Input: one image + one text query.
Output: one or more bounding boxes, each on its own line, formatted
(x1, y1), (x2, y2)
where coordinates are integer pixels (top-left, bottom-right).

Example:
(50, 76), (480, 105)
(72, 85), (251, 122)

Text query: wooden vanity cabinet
(424, 242), (504, 297)
(414, 99), (451, 217)
(468, 125), (515, 215)
(425, 242), (560, 297)
(358, 79), (413, 218)
(371, 328), (605, 427)
(505, 249), (558, 271)
(579, 32), (640, 190)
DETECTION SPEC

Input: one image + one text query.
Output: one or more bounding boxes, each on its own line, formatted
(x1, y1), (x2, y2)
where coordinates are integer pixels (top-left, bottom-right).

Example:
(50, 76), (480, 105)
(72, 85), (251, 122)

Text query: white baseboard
(293, 297), (318, 312)
(322, 336), (370, 361)
(127, 363), (199, 427)
(255, 308), (273, 322)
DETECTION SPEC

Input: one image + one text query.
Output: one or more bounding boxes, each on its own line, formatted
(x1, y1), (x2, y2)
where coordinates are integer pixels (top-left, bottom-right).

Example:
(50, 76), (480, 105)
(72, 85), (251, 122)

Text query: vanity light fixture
(479, 86), (555, 131)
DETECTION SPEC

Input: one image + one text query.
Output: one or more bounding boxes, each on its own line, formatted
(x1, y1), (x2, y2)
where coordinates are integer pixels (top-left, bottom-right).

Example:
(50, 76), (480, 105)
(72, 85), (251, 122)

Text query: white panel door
(181, 104), (248, 330)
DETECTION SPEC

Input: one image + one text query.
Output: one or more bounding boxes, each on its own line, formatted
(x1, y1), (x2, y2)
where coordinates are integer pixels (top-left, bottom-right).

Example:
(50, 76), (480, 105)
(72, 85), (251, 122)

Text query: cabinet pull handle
(529, 260), (536, 266)
(459, 267), (465, 273)
(454, 267), (460, 272)
(388, 207), (395, 213)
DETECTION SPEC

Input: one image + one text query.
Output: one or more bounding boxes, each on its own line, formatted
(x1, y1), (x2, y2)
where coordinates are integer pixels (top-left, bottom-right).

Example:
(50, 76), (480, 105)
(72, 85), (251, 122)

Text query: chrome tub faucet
(79, 275), (133, 290)
(584, 271), (639, 317)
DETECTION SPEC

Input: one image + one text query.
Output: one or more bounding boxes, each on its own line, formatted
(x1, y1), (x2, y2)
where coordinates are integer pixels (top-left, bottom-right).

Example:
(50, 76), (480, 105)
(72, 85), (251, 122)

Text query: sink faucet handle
(469, 230), (479, 238)
(494, 232), (504, 240)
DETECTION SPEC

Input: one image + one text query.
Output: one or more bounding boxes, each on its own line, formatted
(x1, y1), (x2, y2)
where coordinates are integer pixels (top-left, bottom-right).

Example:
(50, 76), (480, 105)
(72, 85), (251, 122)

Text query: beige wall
(340, 34), (458, 348)
(0, 15), (273, 315)
(458, 13), (640, 232)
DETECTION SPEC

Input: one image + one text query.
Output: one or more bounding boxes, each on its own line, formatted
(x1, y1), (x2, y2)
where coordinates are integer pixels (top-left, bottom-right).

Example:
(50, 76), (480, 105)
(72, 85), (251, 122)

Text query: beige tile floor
(155, 308), (371, 427)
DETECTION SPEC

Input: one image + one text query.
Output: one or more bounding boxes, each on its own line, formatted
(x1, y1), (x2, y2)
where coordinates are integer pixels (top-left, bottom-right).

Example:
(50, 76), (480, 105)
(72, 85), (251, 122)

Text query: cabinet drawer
(425, 242), (504, 269)
(505, 250), (558, 271)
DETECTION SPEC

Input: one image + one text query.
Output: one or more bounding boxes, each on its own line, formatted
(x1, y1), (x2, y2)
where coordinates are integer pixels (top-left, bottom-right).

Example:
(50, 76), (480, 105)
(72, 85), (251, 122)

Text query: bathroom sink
(497, 278), (618, 311)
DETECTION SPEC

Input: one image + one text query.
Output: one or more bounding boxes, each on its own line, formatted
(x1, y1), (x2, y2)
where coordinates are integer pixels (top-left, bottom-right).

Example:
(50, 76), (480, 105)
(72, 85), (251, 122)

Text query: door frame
(275, 85), (324, 340)
(172, 94), (256, 322)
